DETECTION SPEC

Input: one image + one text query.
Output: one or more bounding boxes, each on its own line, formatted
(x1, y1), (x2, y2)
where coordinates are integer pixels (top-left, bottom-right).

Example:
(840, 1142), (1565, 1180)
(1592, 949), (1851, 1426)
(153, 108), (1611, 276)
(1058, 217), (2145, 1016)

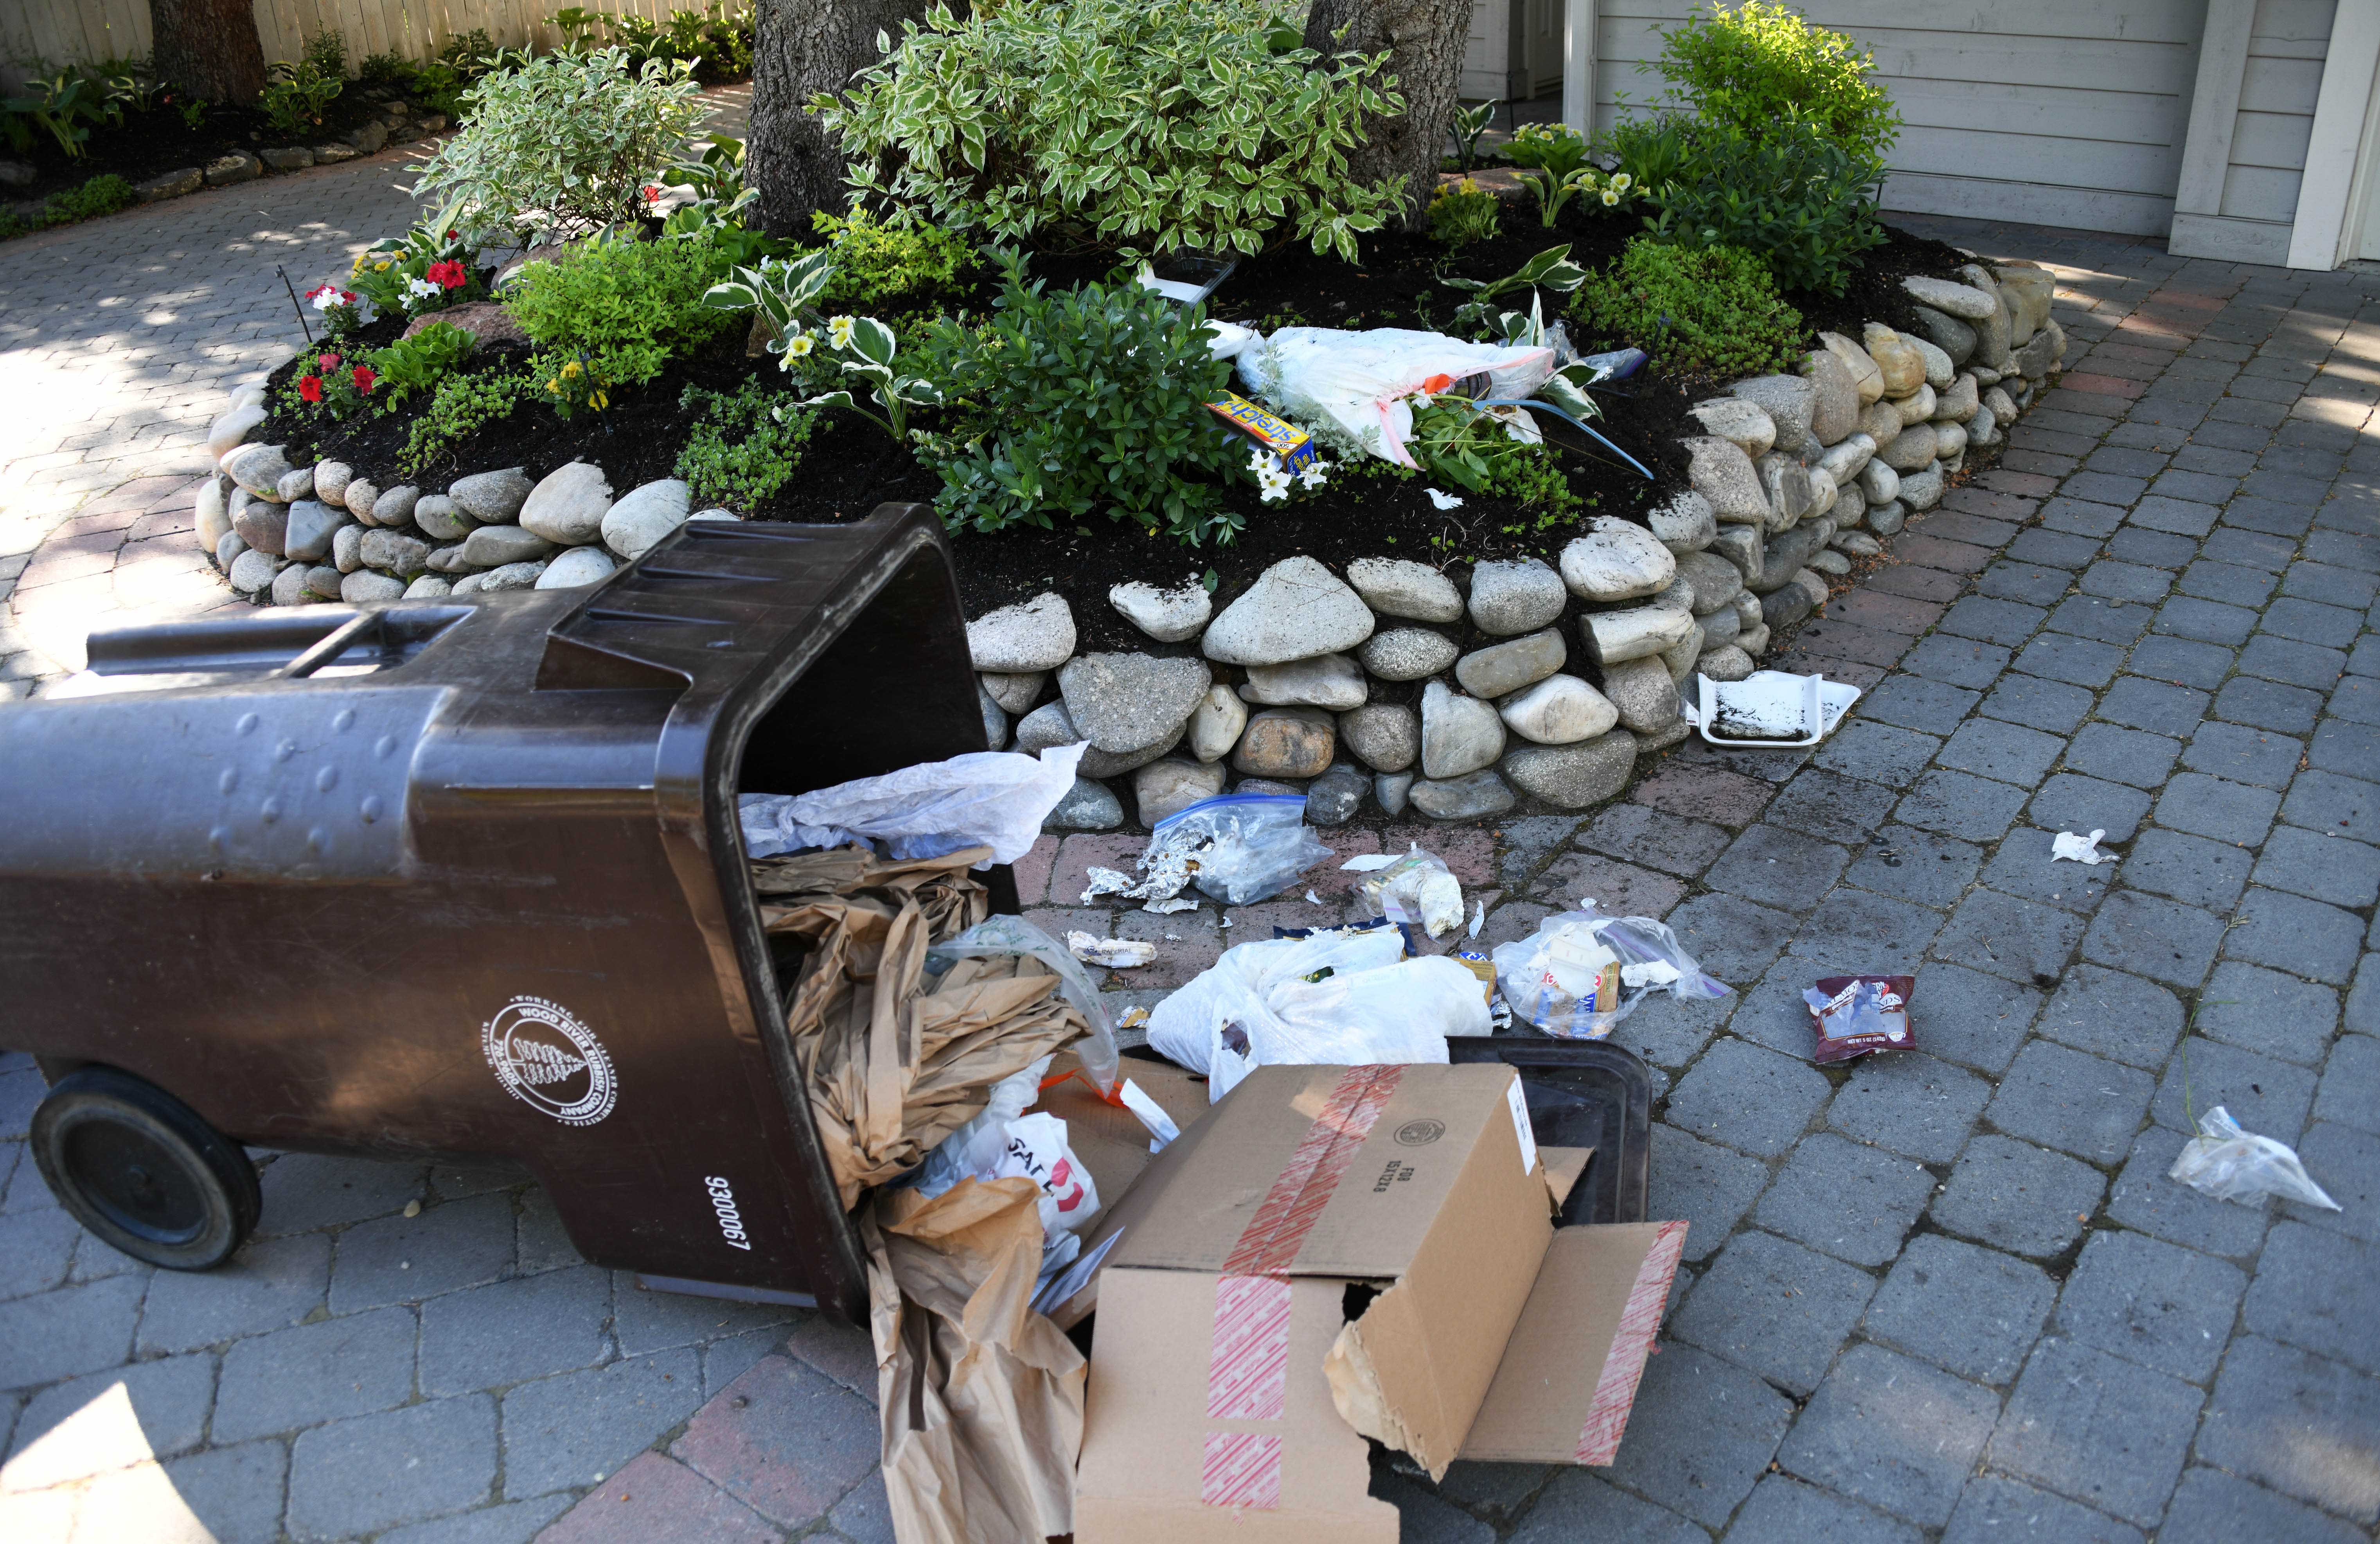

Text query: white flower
(783, 330), (815, 359)
(1425, 487), (1465, 510)
(404, 276), (442, 305)
(827, 315), (856, 350)
(1252, 453), (1292, 503)
(1297, 457), (1331, 491)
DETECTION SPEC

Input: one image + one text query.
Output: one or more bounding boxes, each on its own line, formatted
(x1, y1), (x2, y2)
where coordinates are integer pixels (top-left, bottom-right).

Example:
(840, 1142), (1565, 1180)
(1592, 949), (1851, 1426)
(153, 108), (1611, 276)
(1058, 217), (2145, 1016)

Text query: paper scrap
(1065, 932), (1156, 968)
(2051, 829), (2113, 865)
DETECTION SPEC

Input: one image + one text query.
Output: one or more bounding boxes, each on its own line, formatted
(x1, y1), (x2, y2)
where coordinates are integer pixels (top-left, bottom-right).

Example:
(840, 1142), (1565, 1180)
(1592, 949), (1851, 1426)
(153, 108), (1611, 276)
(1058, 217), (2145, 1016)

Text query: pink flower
(318, 352), (340, 371)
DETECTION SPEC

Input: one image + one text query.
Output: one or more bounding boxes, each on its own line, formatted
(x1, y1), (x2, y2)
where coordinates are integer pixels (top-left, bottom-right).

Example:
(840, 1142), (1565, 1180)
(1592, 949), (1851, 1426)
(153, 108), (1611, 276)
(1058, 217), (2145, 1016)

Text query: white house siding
(2219, 0), (2337, 223)
(1594, 2), (2212, 236)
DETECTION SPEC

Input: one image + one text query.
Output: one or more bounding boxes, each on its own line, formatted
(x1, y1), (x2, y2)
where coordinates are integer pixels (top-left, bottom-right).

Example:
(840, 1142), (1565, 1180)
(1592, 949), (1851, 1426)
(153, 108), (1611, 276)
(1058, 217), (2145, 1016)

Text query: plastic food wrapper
(1345, 844), (1465, 937)
(2169, 1106), (2342, 1210)
(756, 847), (1102, 1207)
(1805, 975), (1914, 1065)
(739, 743), (1085, 867)
(1235, 326), (1557, 467)
(1492, 902), (1730, 1038)
(1147, 925), (1492, 1101)
(1079, 794), (1331, 907)
(1065, 932), (1155, 969)
(861, 1178), (1085, 1544)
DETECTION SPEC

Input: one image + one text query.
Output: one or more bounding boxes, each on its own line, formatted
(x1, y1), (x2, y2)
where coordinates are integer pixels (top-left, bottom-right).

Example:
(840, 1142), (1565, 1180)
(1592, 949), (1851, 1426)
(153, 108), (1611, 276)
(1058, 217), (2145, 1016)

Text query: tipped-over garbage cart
(0, 504), (997, 1322)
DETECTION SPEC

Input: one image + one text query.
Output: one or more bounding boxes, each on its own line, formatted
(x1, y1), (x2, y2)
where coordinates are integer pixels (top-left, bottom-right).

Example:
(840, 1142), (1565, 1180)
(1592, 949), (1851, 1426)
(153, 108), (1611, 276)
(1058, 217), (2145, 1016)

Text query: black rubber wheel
(30, 1067), (261, 1271)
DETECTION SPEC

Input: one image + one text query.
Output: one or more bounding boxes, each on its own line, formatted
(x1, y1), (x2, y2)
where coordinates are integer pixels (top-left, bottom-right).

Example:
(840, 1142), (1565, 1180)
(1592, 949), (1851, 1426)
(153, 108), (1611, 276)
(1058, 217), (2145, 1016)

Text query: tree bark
(748, 0), (933, 239)
(1304, 0), (1476, 231)
(148, 0), (267, 105)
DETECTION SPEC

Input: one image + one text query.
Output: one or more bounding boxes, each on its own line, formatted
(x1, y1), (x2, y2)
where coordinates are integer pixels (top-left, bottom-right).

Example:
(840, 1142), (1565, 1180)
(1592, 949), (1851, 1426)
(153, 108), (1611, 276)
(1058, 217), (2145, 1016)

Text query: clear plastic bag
(1235, 327), (1557, 466)
(1345, 845), (1465, 938)
(2168, 1106), (2342, 1210)
(1084, 794), (1332, 907)
(1491, 901), (1731, 1039)
(738, 743), (1086, 866)
(926, 914), (1120, 1093)
(1147, 926), (1491, 1100)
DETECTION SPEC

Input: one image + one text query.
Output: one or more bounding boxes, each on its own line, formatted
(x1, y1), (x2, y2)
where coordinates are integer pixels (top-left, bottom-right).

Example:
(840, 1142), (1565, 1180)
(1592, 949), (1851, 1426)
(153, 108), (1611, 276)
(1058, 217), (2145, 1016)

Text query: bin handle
(272, 612), (381, 680)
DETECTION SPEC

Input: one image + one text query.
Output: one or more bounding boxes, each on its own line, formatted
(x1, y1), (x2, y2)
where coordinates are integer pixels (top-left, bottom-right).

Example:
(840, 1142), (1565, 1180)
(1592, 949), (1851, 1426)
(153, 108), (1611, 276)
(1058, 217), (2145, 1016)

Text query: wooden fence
(3, 0), (701, 77)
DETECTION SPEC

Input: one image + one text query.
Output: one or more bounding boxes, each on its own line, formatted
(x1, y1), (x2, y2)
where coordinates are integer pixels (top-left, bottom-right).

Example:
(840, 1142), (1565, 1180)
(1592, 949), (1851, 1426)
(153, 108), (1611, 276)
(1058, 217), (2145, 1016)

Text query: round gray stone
(537, 546), (618, 588)
(372, 484), (421, 529)
(305, 565), (345, 600)
(1499, 674), (1618, 745)
(228, 547), (280, 594)
(1684, 436), (1768, 525)
(1109, 579), (1212, 643)
(358, 529), (431, 577)
(1134, 758), (1227, 826)
(1903, 275), (1998, 321)
(1880, 422), (1941, 473)
(1728, 376), (1816, 456)
(477, 560), (551, 592)
(1305, 764), (1369, 828)
(412, 494), (474, 541)
(313, 461), (353, 505)
(1422, 680), (1505, 779)
(343, 479), (380, 523)
(1338, 703), (1419, 773)
(1455, 628), (1566, 699)
(1600, 655), (1681, 735)
(448, 467), (534, 523)
(1044, 777), (1125, 832)
(1501, 731), (1637, 809)
(1375, 772), (1415, 817)
(1699, 644), (1755, 682)
(981, 671), (1046, 715)
(1409, 770), (1515, 821)
(1058, 653), (1213, 752)
(1560, 518), (1676, 603)
(1345, 557), (1463, 623)
(1358, 627), (1458, 682)
(601, 478), (691, 561)
(332, 522), (365, 574)
(1467, 558), (1565, 636)
(270, 563), (317, 607)
(340, 569), (404, 604)
(222, 442), (292, 500)
(276, 465), (315, 502)
(1676, 551), (1745, 616)
(1647, 490), (1717, 555)
(1582, 605), (1696, 666)
(519, 461), (613, 546)
(1800, 348), (1859, 445)
(232, 498), (289, 557)
(459, 524), (557, 567)
(1686, 397), (1775, 457)
(1203, 556), (1375, 665)
(1188, 685), (1248, 763)
(404, 575), (454, 599)
(969, 592), (1076, 672)
(1242, 652), (1366, 710)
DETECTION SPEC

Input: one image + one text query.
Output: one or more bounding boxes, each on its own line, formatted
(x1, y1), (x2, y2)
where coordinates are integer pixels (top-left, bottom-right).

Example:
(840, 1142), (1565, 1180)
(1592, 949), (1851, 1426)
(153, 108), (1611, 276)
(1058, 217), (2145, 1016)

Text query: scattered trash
(1078, 794), (1332, 907)
(1805, 974), (1914, 1065)
(1116, 1079), (1181, 1152)
(1427, 486), (1466, 510)
(1684, 671), (1861, 749)
(862, 1178), (1084, 1544)
(1066, 932), (1157, 969)
(739, 743), (1085, 865)
(1148, 926), (1492, 1100)
(2051, 829), (2115, 865)
(1207, 389), (1319, 472)
(1115, 1004), (1151, 1032)
(1306, 888), (1325, 905)
(1235, 325), (1558, 466)
(1141, 895), (1201, 915)
(917, 1058), (1102, 1284)
(1492, 902), (1729, 1039)
(1070, 1064), (1687, 1529)
(2170, 1106), (2342, 1209)
(1202, 318), (1260, 360)
(1347, 844), (1466, 937)
(1138, 250), (1239, 305)
(758, 849), (1108, 1206)
(1469, 899), (1486, 939)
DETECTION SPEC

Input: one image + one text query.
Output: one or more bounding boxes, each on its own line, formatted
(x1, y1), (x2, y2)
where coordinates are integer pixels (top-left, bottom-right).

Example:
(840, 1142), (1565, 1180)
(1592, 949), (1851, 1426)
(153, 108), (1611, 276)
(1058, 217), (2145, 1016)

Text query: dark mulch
(9, 92), (409, 203)
(253, 201), (1973, 626)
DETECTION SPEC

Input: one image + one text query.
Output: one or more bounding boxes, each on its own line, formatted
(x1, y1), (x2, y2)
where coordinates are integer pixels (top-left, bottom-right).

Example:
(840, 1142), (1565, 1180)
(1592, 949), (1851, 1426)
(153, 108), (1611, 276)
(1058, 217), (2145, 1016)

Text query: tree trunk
(149, 0), (267, 105)
(1304, 0), (1476, 231)
(748, 0), (933, 239)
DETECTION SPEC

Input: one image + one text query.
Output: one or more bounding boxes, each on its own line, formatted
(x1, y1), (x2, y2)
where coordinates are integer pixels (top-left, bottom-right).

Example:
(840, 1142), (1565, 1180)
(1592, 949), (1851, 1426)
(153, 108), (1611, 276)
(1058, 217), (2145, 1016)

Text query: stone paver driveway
(3, 171), (2378, 1542)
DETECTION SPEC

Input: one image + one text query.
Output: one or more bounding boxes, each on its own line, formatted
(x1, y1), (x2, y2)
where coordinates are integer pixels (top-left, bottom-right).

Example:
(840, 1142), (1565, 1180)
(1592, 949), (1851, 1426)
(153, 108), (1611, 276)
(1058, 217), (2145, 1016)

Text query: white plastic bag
(1147, 927), (1491, 1101)
(916, 1086), (1102, 1285)
(1080, 794), (1331, 907)
(2169, 1106), (2342, 1209)
(915, 1056), (1052, 1195)
(926, 914), (1122, 1093)
(1235, 327), (1557, 467)
(1345, 845), (1464, 937)
(739, 743), (1085, 866)
(1491, 902), (1731, 1039)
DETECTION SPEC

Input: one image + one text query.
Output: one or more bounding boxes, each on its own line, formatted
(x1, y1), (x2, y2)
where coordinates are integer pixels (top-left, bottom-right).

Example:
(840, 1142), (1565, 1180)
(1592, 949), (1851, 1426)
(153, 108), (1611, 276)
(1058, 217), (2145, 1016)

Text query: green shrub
(400, 368), (534, 475)
(1428, 178), (1500, 248)
(914, 255), (1242, 544)
(1647, 0), (1898, 163)
(357, 48), (412, 87)
(674, 381), (824, 510)
(411, 46), (705, 236)
(1408, 398), (1578, 513)
(1641, 118), (1884, 294)
(1571, 237), (1803, 377)
(821, 0), (1405, 259)
(505, 233), (733, 390)
(260, 59), (342, 134)
(812, 209), (972, 306)
(367, 321), (474, 411)
(302, 31), (349, 81)
(44, 173), (133, 222)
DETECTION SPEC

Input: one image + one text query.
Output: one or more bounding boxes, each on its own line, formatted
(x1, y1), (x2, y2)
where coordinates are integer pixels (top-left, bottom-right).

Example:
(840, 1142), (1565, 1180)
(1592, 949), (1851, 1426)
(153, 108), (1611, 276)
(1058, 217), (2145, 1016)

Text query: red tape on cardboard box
(1573, 1219), (1688, 1464)
(1199, 1065), (1406, 1507)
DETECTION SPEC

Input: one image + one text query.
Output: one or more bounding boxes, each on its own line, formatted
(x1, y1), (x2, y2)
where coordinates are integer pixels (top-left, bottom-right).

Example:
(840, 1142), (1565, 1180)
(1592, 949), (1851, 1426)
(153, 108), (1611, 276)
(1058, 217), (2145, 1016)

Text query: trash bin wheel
(30, 1068), (261, 1271)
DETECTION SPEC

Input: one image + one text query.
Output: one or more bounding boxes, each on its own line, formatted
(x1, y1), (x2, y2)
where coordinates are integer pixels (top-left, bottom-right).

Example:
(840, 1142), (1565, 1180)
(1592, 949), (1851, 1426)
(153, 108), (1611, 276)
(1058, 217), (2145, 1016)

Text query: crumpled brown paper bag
(759, 846), (1088, 1210)
(862, 1178), (1086, 1544)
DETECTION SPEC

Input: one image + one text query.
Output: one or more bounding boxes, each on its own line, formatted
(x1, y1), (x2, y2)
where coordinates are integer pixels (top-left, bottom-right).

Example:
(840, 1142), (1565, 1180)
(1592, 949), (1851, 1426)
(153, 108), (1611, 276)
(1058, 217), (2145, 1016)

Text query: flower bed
(187, 0), (2067, 829)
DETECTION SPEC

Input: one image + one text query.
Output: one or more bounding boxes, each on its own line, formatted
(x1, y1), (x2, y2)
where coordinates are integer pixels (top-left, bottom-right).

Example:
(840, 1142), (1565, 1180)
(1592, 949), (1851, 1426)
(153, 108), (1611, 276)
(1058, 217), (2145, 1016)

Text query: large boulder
(1203, 556), (1375, 665)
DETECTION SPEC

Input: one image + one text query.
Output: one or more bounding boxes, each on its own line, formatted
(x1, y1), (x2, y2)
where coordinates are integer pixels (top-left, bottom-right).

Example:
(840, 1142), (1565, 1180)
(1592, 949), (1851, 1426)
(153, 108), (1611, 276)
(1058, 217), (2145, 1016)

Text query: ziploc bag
(927, 914), (1121, 1093)
(1087, 794), (1332, 907)
(1491, 901), (1730, 1038)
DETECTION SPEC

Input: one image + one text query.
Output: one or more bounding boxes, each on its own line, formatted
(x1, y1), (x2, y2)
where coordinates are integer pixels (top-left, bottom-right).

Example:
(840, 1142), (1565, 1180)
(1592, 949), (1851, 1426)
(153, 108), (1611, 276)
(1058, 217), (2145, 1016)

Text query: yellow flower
(562, 361), (582, 378)
(1612, 172), (1633, 192)
(827, 315), (856, 350)
(785, 331), (815, 358)
(374, 260), (391, 271)
(546, 378), (560, 391)
(590, 391), (608, 409)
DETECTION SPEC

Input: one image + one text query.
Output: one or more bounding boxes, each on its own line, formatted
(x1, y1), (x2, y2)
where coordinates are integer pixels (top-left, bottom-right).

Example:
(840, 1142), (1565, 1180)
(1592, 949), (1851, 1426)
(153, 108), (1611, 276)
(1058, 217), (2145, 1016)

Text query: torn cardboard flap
(1073, 1064), (1686, 1541)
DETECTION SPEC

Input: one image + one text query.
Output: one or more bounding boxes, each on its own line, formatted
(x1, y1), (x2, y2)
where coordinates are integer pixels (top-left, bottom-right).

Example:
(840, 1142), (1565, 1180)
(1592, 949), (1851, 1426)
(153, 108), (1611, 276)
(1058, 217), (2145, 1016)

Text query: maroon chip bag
(1805, 975), (1915, 1065)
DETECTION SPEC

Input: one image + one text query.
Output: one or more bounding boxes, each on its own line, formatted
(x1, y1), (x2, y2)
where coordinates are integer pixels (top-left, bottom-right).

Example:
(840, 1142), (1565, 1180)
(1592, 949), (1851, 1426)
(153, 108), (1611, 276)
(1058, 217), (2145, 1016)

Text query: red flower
(298, 375), (323, 403)
(427, 260), (467, 290)
(352, 365), (377, 393)
(642, 184), (662, 203)
(318, 352), (340, 370)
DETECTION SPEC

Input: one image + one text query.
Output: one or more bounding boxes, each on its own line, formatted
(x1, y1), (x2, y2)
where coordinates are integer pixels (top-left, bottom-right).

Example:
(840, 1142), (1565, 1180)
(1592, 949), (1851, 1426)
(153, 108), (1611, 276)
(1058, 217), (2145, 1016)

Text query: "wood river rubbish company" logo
(482, 996), (618, 1126)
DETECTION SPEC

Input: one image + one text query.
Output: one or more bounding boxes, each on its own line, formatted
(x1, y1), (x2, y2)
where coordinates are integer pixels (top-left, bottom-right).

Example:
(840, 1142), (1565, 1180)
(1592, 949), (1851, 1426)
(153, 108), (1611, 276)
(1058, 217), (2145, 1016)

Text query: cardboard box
(1074, 1063), (1685, 1542)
